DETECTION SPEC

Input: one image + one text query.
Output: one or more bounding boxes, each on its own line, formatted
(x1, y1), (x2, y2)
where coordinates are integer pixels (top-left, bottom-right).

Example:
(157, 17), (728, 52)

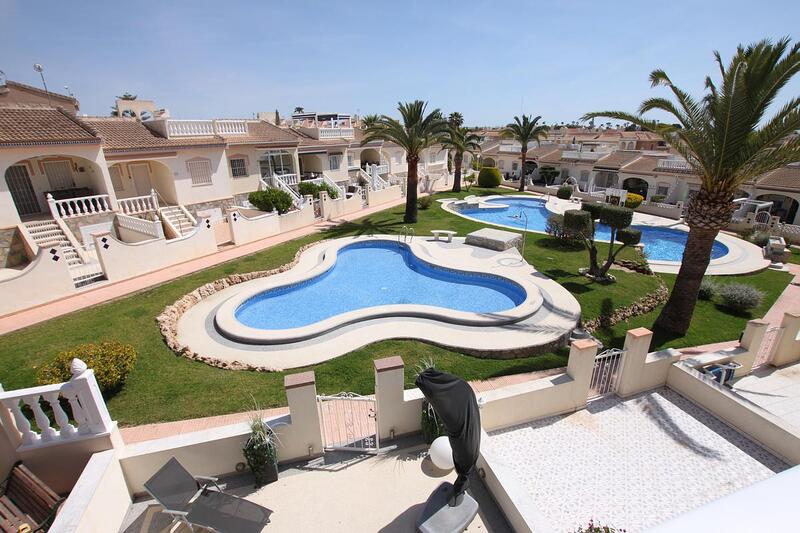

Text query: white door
(43, 161), (75, 190)
(129, 164), (152, 196)
(5, 165), (41, 215)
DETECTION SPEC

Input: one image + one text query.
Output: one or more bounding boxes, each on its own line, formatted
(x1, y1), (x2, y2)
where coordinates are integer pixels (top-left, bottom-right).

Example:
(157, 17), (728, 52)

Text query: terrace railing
(318, 127), (354, 139)
(116, 213), (164, 239)
(165, 119), (248, 137)
(656, 159), (694, 173)
(0, 359), (116, 450)
(562, 151), (604, 161)
(117, 189), (159, 216)
(47, 193), (113, 219)
(263, 176), (303, 208)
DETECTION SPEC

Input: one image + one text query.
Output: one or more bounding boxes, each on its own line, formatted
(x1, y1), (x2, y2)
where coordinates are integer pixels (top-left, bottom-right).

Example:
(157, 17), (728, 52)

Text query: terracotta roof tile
(594, 151), (643, 169)
(539, 149), (563, 164)
(223, 121), (298, 146)
(755, 165), (800, 191)
(526, 145), (561, 159)
(82, 117), (226, 152)
(0, 105), (99, 146)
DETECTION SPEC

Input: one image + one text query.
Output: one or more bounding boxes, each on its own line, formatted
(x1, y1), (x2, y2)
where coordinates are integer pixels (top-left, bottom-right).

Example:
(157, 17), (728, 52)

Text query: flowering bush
(624, 193), (644, 209)
(37, 342), (137, 394)
(698, 278), (719, 300)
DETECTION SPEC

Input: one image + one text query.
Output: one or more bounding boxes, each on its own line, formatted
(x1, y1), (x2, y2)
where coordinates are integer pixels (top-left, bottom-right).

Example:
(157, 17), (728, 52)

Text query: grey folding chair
(144, 457), (272, 532)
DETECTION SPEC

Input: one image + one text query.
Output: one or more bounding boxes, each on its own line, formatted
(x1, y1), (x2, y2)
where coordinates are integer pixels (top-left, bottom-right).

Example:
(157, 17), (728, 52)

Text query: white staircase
(159, 206), (196, 237)
(24, 220), (105, 287)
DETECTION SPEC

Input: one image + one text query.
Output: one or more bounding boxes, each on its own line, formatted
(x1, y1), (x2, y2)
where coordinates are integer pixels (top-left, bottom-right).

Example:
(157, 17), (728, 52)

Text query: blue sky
(1, 0), (798, 126)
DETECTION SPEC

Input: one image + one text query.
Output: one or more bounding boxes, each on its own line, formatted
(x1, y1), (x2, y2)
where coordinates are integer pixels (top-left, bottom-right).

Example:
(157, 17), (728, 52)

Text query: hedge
(37, 342), (137, 395)
(248, 189), (294, 214)
(477, 167), (502, 188)
(556, 185), (573, 200)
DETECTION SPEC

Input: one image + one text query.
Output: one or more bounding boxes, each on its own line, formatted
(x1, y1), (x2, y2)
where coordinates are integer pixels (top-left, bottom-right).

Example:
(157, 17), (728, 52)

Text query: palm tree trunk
(653, 225), (719, 334)
(405, 157), (419, 223)
(452, 154), (462, 193)
(518, 148), (527, 192)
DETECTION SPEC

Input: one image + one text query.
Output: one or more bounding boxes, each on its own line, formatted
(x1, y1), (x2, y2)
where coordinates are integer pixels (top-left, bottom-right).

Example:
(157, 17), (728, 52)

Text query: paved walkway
(0, 197), (411, 336)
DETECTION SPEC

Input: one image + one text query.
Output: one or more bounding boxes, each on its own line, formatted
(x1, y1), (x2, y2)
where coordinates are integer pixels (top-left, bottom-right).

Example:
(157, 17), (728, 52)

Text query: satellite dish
(33, 63), (44, 73)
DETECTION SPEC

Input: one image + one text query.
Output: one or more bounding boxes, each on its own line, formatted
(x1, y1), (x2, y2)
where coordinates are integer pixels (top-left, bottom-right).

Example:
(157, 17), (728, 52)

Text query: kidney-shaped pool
(232, 240), (528, 332)
(455, 196), (729, 262)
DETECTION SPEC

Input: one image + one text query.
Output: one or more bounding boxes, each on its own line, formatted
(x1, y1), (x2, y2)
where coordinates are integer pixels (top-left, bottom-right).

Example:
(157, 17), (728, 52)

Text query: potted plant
(243, 414), (279, 487)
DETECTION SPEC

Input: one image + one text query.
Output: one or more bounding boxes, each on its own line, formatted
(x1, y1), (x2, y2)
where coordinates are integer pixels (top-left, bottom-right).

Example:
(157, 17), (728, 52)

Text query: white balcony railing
(0, 359), (116, 450)
(47, 193), (113, 219)
(562, 151), (603, 161)
(117, 213), (164, 238)
(656, 159), (694, 172)
(318, 127), (354, 139)
(166, 119), (248, 137)
(374, 164), (389, 175)
(117, 190), (159, 215)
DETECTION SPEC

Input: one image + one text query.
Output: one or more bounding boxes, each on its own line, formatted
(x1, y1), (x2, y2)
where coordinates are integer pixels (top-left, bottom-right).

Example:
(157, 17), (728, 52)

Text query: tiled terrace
(121, 441), (511, 533)
(487, 388), (788, 532)
(733, 361), (800, 430)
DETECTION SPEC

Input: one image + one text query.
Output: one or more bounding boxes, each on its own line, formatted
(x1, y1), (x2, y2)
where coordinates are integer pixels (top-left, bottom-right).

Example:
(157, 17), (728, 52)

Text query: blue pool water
(459, 197), (729, 262)
(235, 241), (526, 330)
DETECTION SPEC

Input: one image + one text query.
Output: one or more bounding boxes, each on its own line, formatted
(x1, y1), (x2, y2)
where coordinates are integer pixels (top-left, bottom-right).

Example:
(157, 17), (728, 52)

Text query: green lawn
(788, 246), (800, 265)
(0, 187), (791, 426)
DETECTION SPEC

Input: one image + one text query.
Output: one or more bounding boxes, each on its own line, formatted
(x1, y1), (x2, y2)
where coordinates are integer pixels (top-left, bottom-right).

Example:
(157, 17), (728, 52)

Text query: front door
(129, 164), (152, 196)
(5, 165), (41, 216)
(43, 160), (75, 190)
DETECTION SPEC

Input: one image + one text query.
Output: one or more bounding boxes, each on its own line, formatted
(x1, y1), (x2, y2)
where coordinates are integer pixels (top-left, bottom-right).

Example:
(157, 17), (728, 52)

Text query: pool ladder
(398, 226), (415, 243)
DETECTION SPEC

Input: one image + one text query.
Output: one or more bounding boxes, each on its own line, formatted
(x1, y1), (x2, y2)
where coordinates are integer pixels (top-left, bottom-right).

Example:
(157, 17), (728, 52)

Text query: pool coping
(442, 194), (770, 275)
(214, 237), (545, 344)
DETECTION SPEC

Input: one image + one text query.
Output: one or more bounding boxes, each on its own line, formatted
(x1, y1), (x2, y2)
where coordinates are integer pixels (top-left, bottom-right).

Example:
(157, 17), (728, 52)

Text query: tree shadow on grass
(322, 217), (406, 239)
(713, 304), (754, 320)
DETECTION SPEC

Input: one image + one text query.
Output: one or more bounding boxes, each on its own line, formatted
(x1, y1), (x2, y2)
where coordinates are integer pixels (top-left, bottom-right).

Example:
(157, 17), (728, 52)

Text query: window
(347, 154), (354, 168)
(656, 184), (670, 197)
(109, 166), (125, 192)
(512, 162), (519, 171)
(580, 170), (590, 183)
(328, 153), (342, 170)
(229, 158), (248, 178)
(44, 160), (75, 190)
(187, 159), (213, 186)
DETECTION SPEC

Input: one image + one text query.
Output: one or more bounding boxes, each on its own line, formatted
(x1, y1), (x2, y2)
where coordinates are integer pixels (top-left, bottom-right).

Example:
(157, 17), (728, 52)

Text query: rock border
(583, 280), (669, 333)
(156, 240), (326, 372)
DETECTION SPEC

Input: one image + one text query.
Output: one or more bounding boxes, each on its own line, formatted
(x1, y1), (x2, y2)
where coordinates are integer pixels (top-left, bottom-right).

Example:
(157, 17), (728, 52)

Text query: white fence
(48, 193), (113, 219)
(117, 213), (164, 239)
(165, 119), (248, 137)
(588, 348), (625, 399)
(656, 159), (693, 172)
(117, 191), (159, 215)
(318, 127), (354, 139)
(0, 360), (115, 450)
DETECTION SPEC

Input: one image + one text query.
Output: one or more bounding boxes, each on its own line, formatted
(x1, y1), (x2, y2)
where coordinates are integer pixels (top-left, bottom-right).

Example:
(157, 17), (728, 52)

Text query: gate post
(374, 357), (422, 442)
(737, 320), (770, 377)
(567, 339), (598, 409)
(283, 371), (323, 459)
(772, 312), (800, 367)
(616, 328), (654, 398)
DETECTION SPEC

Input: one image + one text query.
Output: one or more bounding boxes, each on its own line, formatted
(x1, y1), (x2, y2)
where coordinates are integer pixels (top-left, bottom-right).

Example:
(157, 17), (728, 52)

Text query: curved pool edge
(214, 236), (545, 345)
(441, 194), (768, 275)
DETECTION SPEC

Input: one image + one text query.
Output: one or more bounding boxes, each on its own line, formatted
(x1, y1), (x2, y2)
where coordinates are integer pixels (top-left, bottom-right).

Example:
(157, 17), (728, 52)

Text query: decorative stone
(464, 228), (522, 252)
(70, 358), (88, 377)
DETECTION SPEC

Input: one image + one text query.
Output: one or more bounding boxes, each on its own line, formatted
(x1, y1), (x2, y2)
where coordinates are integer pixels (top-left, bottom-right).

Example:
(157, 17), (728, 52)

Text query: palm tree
(501, 115), (549, 192)
(361, 113), (380, 129)
(584, 38), (800, 334)
(440, 126), (481, 193)
(448, 112), (464, 128)
(362, 101), (449, 222)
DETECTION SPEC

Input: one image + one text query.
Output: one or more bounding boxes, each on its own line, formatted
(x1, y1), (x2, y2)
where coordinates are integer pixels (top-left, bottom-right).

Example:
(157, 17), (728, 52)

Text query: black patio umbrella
(415, 368), (481, 499)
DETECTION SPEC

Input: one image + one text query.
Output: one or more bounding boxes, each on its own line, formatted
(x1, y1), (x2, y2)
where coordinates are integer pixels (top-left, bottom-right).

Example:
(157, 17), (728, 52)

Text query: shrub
(556, 185), (573, 200)
(624, 193), (644, 209)
(615, 227), (642, 246)
(248, 188), (294, 214)
(546, 213), (582, 245)
(37, 342), (137, 394)
(564, 209), (592, 235)
(718, 283), (764, 312)
(750, 231), (771, 247)
(581, 201), (605, 220)
(599, 205), (634, 229)
(698, 278), (718, 300)
(463, 173), (476, 190)
(417, 196), (433, 210)
(243, 414), (278, 487)
(650, 194), (666, 203)
(297, 181), (320, 198)
(477, 167), (502, 188)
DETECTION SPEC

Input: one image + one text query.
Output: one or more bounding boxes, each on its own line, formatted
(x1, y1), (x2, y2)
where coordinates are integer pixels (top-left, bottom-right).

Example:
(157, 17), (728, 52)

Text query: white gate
(317, 392), (379, 453)
(753, 326), (783, 369)
(588, 348), (625, 399)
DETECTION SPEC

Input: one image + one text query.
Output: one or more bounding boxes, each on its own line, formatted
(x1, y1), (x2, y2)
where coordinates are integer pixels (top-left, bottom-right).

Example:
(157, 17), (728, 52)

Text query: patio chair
(144, 457), (272, 533)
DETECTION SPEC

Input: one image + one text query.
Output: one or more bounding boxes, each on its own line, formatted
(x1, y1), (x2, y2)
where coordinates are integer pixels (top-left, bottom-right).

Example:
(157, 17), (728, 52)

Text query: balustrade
(0, 359), (115, 449)
(48, 193), (112, 219)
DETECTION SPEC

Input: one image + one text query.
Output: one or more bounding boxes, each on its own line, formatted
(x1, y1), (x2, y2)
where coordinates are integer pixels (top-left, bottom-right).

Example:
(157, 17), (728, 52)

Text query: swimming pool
(234, 241), (527, 330)
(457, 197), (729, 262)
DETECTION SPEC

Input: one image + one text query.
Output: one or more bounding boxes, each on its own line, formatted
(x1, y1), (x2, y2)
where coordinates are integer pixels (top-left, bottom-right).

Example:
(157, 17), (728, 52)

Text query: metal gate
(753, 326), (784, 369)
(588, 348), (625, 399)
(6, 165), (41, 216)
(317, 392), (379, 453)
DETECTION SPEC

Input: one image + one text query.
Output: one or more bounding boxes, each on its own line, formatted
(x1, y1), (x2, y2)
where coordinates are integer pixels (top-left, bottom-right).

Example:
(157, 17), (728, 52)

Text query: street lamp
(33, 63), (51, 106)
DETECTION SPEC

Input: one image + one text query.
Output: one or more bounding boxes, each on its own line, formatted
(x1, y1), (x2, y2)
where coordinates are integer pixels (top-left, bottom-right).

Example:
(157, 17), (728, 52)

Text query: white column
(616, 327), (654, 397)
(567, 339), (599, 410)
(374, 357), (420, 441)
(736, 319), (770, 377)
(282, 371), (323, 460)
(771, 312), (800, 367)
(69, 359), (115, 435)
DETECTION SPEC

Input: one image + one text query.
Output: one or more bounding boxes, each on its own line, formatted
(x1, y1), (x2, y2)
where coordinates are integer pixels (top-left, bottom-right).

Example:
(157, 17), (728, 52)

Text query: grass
(0, 187), (791, 426)
(787, 246), (800, 265)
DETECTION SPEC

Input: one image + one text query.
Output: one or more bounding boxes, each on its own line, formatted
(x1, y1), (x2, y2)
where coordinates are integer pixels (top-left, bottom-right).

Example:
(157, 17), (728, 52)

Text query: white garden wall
(0, 247), (76, 316)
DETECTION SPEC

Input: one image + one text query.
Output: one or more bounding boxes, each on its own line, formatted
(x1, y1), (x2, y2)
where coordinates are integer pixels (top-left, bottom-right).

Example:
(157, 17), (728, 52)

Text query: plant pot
(263, 461), (279, 485)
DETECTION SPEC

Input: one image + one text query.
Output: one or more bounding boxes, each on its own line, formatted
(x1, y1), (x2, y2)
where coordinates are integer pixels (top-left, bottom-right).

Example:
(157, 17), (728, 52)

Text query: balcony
(304, 126), (355, 140)
(561, 150), (604, 161)
(152, 119), (249, 137)
(656, 158), (694, 172)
